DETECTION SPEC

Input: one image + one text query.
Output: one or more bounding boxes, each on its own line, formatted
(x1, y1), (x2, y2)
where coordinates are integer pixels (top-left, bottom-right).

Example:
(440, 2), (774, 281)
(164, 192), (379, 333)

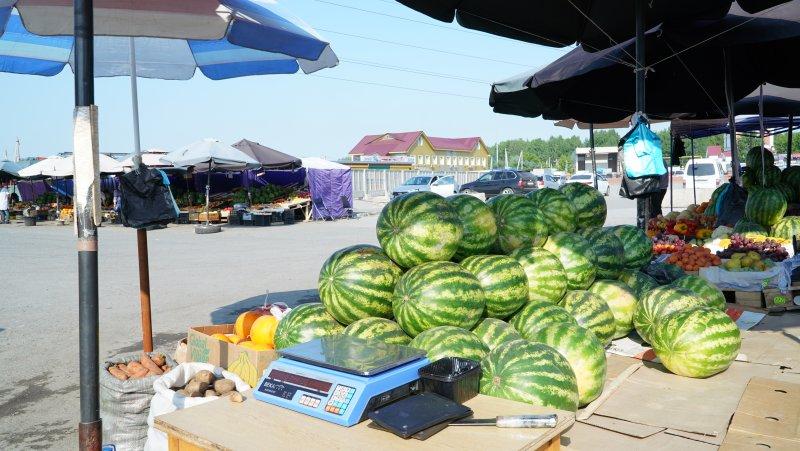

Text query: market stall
(302, 157), (353, 220)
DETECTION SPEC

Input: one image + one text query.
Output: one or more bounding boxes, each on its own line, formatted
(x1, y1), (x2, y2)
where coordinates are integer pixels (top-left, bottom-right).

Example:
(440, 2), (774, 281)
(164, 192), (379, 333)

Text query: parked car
(567, 172), (610, 196)
(459, 170), (538, 196)
(391, 175), (457, 198)
(683, 158), (726, 190)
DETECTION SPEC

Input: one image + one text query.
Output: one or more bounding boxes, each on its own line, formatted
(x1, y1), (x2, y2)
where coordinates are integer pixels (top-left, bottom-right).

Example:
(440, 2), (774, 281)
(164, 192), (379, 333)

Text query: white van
(683, 158), (726, 190)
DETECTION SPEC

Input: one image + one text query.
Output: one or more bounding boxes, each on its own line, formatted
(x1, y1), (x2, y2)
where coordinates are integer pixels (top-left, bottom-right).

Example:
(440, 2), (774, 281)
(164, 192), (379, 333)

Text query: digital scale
(254, 336), (430, 427)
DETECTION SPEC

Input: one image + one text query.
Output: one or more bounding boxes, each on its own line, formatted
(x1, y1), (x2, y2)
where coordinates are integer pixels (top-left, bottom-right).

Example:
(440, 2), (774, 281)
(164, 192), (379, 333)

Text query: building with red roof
(344, 131), (490, 171)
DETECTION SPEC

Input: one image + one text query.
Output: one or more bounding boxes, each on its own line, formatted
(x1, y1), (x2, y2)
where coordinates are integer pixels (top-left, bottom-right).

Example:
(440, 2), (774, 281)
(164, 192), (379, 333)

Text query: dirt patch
(0, 372), (79, 418)
(1, 419), (73, 449)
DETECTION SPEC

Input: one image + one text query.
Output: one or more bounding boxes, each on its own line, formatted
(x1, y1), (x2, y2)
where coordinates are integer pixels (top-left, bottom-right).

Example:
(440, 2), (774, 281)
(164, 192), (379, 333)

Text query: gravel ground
(0, 194), (637, 449)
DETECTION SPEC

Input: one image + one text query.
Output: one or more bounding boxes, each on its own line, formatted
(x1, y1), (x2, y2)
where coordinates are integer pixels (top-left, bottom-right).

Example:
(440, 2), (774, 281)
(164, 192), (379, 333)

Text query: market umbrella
(117, 148), (173, 170)
(0, 159), (22, 180)
(17, 154), (122, 177)
(164, 138), (259, 231)
(231, 139), (302, 169)
(394, 0), (786, 50)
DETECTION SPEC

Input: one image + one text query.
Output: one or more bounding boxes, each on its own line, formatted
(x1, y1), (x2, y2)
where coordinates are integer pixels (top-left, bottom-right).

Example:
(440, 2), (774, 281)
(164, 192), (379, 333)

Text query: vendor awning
(232, 139), (302, 169)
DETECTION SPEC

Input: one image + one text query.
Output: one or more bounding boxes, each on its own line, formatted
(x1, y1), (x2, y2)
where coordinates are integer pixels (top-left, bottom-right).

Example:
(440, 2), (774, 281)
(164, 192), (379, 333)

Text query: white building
(574, 146), (618, 174)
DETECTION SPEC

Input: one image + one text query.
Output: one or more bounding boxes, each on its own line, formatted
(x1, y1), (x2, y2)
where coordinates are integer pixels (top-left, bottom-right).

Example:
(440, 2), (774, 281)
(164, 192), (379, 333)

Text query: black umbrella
(735, 84), (800, 116)
(232, 139), (302, 169)
(395, 0), (787, 51)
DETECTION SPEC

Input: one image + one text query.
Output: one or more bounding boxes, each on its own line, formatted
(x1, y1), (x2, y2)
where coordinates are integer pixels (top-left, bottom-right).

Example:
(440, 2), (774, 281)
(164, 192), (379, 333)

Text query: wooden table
(155, 392), (574, 451)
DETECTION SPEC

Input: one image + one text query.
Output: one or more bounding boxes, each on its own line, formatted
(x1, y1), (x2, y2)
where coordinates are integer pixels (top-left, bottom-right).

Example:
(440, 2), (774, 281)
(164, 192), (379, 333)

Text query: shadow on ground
(209, 289), (319, 324)
(108, 331), (190, 356)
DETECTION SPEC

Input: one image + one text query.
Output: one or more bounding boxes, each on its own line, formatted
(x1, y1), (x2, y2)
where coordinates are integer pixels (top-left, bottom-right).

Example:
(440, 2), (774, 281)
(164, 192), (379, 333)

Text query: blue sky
(0, 0), (587, 160)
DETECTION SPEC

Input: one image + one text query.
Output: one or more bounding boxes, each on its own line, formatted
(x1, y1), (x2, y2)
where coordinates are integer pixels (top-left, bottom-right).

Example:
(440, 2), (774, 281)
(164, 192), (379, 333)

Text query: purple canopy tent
(302, 158), (353, 220)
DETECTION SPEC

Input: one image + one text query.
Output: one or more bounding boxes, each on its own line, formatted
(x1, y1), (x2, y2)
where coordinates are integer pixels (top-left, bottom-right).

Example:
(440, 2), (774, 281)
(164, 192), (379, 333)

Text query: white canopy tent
(17, 154), (122, 177)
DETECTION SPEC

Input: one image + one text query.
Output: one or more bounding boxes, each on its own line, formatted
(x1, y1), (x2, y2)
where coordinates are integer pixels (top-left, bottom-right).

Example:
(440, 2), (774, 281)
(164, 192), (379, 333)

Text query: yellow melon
(234, 311), (263, 339)
(210, 333), (231, 343)
(225, 334), (244, 344)
(239, 340), (274, 351)
(250, 315), (279, 347)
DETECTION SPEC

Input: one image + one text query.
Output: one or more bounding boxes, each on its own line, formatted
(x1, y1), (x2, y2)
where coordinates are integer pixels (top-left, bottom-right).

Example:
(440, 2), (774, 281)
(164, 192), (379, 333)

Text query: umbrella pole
(669, 134), (674, 212)
(635, 0), (650, 227)
(691, 139), (696, 205)
(590, 123), (598, 189)
(129, 37), (153, 353)
(788, 115), (794, 167)
(74, 0), (101, 449)
(759, 84), (766, 184)
(724, 49), (741, 185)
(206, 161), (211, 225)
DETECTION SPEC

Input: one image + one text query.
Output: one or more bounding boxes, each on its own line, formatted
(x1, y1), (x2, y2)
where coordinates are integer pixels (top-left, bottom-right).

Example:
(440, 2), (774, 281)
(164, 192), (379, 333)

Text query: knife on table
(450, 414), (558, 428)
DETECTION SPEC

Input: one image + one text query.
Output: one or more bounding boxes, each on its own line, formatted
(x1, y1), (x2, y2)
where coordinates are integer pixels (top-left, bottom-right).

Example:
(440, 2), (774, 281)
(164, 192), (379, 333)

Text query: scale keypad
(298, 395), (320, 408)
(324, 385), (355, 415)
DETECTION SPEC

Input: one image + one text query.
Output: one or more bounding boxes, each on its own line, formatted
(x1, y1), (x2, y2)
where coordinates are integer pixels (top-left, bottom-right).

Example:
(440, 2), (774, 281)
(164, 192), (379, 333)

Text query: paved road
(0, 194), (638, 449)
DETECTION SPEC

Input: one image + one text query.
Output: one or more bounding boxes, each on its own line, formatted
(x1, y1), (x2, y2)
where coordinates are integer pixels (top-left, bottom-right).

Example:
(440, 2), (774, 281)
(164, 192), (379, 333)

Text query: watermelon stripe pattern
(745, 187), (787, 228)
(509, 300), (577, 340)
(559, 182), (607, 229)
(480, 340), (579, 412)
(543, 232), (597, 290)
(318, 245), (403, 325)
(376, 191), (463, 268)
(580, 227), (625, 280)
(342, 318), (411, 345)
(274, 303), (344, 350)
(670, 275), (726, 311)
(446, 194), (498, 261)
(486, 194), (549, 253)
(527, 188), (577, 233)
(771, 216), (800, 240)
(651, 307), (741, 378)
(633, 286), (708, 344)
(746, 147), (774, 169)
(461, 255), (528, 319)
(733, 219), (767, 235)
(560, 291), (615, 345)
(611, 225), (653, 270)
(472, 318), (522, 351)
(528, 322), (607, 406)
(392, 261), (485, 337)
(409, 326), (488, 362)
(618, 270), (660, 300)
(588, 280), (638, 339)
(510, 247), (568, 303)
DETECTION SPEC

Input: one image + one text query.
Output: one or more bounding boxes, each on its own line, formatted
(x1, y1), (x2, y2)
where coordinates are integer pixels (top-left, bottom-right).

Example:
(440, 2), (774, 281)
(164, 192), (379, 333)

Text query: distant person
(0, 183), (9, 224)
(650, 172), (669, 218)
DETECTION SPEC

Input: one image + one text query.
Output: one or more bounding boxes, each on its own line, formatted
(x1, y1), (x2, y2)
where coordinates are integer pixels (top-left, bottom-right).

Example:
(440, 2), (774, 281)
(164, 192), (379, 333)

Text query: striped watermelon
(774, 182), (798, 204)
(671, 275), (726, 311)
(509, 247), (568, 303)
(543, 232), (597, 290)
(342, 318), (411, 345)
(527, 188), (577, 233)
(588, 280), (638, 339)
(480, 340), (579, 412)
(762, 165), (783, 187)
(733, 219), (768, 235)
(705, 183), (729, 216)
(472, 318), (523, 351)
(446, 194), (498, 261)
(274, 303), (344, 350)
(528, 322), (607, 406)
(781, 166), (800, 190)
(560, 291), (615, 345)
(509, 300), (577, 340)
(318, 245), (403, 325)
(771, 216), (800, 240)
(742, 170), (760, 191)
(486, 194), (549, 253)
(651, 307), (741, 378)
(409, 326), (488, 362)
(560, 182), (607, 229)
(461, 255), (528, 319)
(611, 225), (653, 270)
(376, 191), (463, 268)
(579, 227), (625, 280)
(618, 270), (660, 299)
(746, 147), (774, 169)
(633, 286), (708, 344)
(745, 187), (787, 228)
(392, 261), (485, 337)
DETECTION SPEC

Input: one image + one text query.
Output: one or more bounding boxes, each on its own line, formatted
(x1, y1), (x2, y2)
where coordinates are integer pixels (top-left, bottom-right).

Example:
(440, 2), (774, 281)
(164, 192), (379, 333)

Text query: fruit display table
(154, 392), (574, 451)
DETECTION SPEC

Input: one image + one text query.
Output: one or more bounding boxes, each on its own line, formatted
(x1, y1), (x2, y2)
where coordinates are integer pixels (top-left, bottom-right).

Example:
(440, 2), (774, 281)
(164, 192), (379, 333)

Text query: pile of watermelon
(272, 184), (742, 413)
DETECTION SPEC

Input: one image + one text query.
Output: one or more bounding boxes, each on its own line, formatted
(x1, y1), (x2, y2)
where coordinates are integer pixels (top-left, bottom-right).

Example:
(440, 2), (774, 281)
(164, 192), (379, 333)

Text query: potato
(185, 380), (208, 395)
(151, 354), (166, 367)
(204, 389), (218, 398)
(213, 379), (236, 395)
(194, 370), (215, 385)
(228, 391), (244, 403)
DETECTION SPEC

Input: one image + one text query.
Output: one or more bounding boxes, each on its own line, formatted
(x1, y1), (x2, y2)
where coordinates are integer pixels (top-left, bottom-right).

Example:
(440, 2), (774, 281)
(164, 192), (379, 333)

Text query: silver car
(392, 175), (457, 198)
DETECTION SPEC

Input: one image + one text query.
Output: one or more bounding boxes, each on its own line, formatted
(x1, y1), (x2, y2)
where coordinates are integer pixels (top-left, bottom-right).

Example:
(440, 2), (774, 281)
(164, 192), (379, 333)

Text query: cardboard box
(187, 325), (278, 388)
(724, 285), (800, 312)
(721, 377), (800, 450)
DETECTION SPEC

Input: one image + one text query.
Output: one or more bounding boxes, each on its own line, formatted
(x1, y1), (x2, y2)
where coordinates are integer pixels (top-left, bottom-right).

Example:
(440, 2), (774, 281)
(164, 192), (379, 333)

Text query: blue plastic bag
(621, 120), (667, 178)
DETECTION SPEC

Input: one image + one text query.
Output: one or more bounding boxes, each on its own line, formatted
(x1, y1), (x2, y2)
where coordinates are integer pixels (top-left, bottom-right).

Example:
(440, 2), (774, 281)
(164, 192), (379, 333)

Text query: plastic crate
(253, 214), (271, 226)
(282, 209), (296, 224)
(418, 357), (480, 404)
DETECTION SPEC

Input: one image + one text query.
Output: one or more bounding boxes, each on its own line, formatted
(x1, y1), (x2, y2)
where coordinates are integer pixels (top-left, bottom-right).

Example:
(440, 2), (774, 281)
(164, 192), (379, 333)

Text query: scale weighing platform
(253, 336), (429, 427)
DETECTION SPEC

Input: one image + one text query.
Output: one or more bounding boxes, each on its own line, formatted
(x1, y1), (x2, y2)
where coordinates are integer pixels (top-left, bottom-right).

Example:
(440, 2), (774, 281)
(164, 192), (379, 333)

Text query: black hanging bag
(119, 165), (179, 229)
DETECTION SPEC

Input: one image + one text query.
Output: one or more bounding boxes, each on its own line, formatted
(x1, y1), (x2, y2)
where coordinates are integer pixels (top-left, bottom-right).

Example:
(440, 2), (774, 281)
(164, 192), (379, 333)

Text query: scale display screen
(279, 336), (425, 376)
(268, 369), (332, 393)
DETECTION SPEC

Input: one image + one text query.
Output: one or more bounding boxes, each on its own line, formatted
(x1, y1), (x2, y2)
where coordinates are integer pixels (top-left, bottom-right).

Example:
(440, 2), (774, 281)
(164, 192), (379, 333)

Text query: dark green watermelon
(543, 232), (597, 290)
(460, 255), (528, 319)
(510, 299), (577, 340)
(342, 318), (411, 345)
(486, 194), (549, 253)
(446, 194), (498, 261)
(409, 326), (488, 362)
(733, 219), (768, 235)
(527, 188), (577, 233)
(611, 225), (653, 270)
(745, 147), (774, 169)
(745, 187), (787, 228)
(274, 303), (344, 350)
(618, 270), (660, 299)
(560, 183), (607, 229)
(560, 290), (616, 345)
(580, 227), (625, 279)
(472, 318), (523, 351)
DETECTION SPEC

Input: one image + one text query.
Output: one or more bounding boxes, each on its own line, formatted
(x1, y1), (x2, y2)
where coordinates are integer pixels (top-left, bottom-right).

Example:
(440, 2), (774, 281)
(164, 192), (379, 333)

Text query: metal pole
(129, 36), (153, 353)
(669, 134), (674, 212)
(724, 49), (741, 185)
(74, 1), (101, 450)
(635, 0), (649, 227)
(206, 161), (211, 225)
(691, 139), (697, 205)
(788, 115), (794, 167)
(590, 123), (598, 189)
(758, 84), (766, 184)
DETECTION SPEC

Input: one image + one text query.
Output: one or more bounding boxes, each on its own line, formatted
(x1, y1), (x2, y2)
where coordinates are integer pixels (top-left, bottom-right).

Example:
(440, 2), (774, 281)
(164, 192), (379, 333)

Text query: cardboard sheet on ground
(562, 421), (717, 450)
(592, 362), (800, 445)
(721, 377), (800, 450)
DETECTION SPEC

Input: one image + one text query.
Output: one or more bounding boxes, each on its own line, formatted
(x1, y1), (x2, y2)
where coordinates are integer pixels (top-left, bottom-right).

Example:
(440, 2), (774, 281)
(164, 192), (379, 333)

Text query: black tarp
(231, 139), (302, 169)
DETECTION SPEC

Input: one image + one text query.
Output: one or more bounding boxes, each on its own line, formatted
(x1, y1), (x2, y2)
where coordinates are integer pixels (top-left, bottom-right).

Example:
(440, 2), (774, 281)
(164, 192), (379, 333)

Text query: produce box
(188, 212), (200, 223)
(724, 284), (800, 312)
(198, 211), (221, 223)
(721, 377), (800, 450)
(187, 325), (278, 388)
